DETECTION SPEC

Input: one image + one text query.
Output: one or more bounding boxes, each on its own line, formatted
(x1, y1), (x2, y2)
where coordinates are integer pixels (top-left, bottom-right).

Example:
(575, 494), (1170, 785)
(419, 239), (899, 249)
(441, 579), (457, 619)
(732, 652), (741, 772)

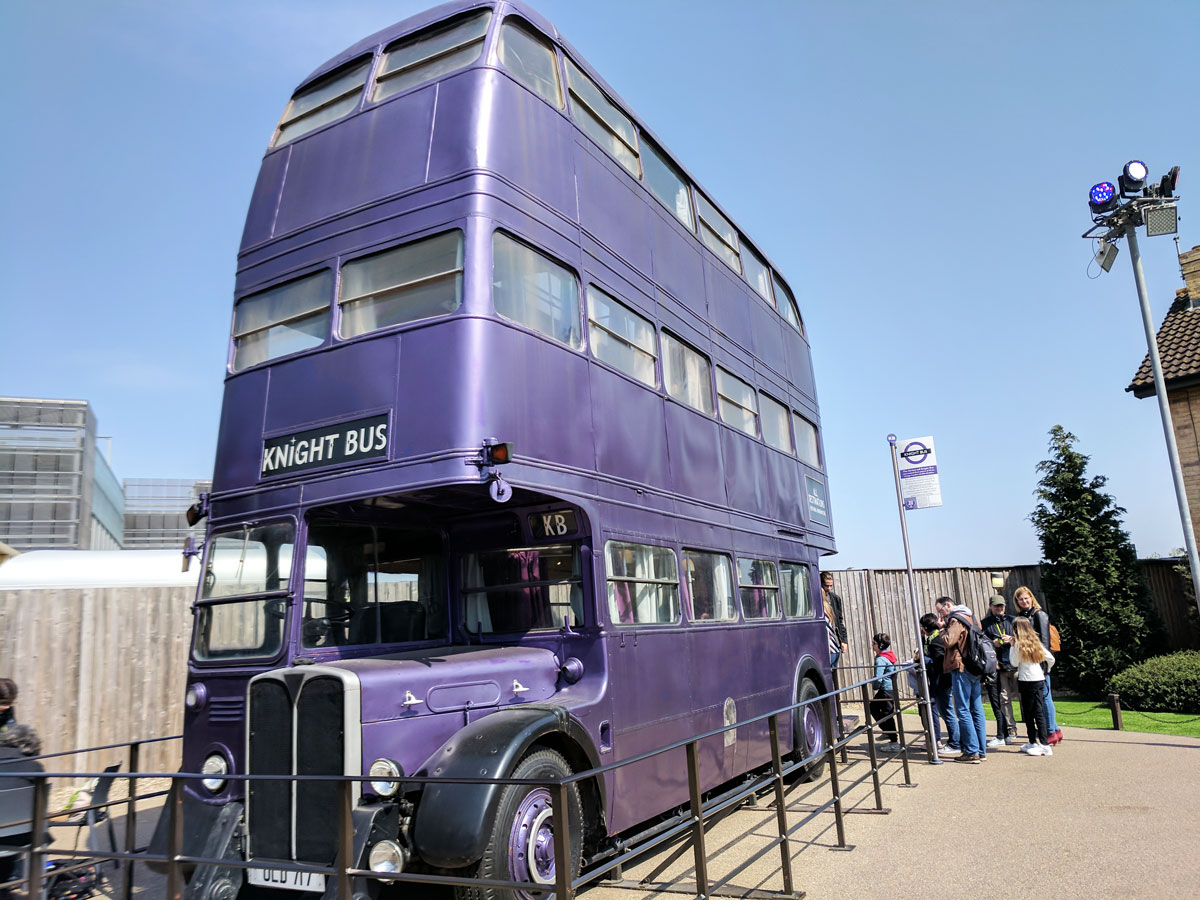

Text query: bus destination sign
(529, 509), (577, 539)
(261, 414), (388, 478)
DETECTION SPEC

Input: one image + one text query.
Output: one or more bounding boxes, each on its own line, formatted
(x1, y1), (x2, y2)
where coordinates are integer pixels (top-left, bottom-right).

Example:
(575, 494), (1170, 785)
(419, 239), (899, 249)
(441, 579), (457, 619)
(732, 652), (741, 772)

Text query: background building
(123, 478), (212, 548)
(0, 397), (124, 550)
(1127, 244), (1200, 549)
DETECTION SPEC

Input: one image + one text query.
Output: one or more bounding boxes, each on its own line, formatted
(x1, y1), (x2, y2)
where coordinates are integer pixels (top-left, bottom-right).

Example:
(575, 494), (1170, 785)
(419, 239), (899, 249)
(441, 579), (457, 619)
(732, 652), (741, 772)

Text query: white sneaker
(986, 737), (1004, 748)
(1019, 743), (1037, 753)
(939, 747), (962, 758)
(1038, 743), (1053, 756)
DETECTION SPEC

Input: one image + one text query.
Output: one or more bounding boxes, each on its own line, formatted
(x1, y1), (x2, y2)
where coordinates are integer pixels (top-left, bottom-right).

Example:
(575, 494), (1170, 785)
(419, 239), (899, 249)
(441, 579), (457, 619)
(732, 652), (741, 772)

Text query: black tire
(455, 749), (583, 900)
(793, 679), (828, 782)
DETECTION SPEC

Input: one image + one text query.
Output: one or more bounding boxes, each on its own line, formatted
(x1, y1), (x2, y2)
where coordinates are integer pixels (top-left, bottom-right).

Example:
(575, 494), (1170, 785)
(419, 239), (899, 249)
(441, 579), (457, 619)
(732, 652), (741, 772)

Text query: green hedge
(1107, 651), (1200, 714)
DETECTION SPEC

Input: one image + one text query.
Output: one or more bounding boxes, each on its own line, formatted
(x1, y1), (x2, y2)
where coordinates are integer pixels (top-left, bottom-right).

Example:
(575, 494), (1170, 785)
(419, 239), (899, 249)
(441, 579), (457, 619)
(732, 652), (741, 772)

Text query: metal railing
(1, 666), (933, 900)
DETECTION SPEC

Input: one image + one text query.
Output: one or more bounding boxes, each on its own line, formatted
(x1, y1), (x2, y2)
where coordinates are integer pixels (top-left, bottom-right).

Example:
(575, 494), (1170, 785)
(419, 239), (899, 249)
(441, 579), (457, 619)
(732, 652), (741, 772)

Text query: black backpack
(952, 613), (998, 677)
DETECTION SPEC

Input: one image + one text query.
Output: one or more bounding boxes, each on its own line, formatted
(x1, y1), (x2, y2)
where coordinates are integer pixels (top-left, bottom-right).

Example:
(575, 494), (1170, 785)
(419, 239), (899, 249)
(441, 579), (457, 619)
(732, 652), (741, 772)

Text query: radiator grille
(209, 697), (245, 724)
(247, 680), (292, 860)
(296, 678), (345, 862)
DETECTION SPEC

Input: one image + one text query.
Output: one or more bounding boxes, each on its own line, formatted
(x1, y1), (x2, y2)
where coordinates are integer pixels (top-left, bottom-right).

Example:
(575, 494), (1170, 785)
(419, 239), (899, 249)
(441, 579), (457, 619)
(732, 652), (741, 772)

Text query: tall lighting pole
(1084, 161), (1200, 612)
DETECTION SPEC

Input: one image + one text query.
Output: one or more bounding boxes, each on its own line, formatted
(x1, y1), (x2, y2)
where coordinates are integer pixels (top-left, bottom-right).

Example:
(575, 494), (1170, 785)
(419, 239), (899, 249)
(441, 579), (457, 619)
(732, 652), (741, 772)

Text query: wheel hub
(508, 788), (555, 898)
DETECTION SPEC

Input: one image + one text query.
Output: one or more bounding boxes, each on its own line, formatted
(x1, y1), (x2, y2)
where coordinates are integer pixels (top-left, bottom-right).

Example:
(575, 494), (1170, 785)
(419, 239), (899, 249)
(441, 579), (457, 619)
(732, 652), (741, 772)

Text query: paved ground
(24, 724), (1200, 900)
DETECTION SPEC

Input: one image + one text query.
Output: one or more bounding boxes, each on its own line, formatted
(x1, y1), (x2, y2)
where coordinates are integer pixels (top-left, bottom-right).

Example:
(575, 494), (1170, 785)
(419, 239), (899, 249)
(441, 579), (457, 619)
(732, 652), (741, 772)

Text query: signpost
(887, 434), (941, 764)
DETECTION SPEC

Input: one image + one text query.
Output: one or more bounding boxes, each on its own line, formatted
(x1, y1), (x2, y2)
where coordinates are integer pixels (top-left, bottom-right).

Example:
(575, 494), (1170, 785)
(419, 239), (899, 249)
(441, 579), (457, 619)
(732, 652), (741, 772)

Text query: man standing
(934, 596), (954, 628)
(943, 604), (988, 763)
(981, 596), (1019, 747)
(821, 572), (850, 735)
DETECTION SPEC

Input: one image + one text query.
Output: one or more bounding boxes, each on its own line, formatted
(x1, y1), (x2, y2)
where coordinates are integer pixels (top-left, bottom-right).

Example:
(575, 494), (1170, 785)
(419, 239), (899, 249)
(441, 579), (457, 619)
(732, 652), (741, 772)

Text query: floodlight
(1119, 160), (1148, 196)
(1089, 182), (1118, 214)
(1095, 239), (1118, 271)
(1160, 165), (1180, 198)
(1145, 204), (1178, 237)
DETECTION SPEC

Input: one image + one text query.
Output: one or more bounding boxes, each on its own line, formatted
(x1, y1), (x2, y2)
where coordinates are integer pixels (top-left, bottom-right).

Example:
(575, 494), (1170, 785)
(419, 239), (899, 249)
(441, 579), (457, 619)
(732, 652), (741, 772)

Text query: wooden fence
(0, 559), (1194, 767)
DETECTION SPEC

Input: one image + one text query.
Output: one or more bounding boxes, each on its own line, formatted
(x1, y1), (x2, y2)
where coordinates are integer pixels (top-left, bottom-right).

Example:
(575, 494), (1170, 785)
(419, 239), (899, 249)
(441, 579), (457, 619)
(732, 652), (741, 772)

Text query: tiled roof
(1127, 288), (1200, 398)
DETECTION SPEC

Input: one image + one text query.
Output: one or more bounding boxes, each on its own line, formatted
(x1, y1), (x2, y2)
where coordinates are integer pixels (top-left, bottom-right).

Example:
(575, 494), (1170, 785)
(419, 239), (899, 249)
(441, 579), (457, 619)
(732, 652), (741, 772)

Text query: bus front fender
(410, 704), (600, 869)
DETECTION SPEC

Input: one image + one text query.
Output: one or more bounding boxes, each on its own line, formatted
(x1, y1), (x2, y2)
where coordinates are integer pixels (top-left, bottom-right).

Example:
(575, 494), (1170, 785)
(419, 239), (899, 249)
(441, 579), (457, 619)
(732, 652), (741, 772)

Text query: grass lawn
(906, 697), (1200, 739)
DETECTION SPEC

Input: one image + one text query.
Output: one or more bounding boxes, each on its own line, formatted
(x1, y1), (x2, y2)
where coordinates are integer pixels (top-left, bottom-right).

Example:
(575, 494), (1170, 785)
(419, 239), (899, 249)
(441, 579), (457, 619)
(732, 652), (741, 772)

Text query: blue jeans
(934, 682), (958, 749)
(1043, 673), (1059, 732)
(951, 670), (987, 757)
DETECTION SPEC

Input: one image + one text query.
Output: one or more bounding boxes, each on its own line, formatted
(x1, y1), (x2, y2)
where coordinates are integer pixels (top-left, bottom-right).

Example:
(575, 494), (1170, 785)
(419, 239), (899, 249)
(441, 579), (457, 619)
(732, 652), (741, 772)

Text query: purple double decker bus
(160, 2), (837, 898)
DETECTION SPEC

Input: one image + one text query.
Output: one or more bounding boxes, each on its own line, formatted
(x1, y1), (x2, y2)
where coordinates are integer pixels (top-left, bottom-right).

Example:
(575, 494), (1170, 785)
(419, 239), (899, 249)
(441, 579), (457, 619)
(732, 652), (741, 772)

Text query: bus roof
(0, 550), (200, 590)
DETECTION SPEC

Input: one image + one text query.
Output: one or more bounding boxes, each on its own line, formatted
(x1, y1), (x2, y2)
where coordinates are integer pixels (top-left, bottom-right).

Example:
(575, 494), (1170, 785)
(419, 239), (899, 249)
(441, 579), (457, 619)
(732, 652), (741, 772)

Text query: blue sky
(2, 0), (1197, 569)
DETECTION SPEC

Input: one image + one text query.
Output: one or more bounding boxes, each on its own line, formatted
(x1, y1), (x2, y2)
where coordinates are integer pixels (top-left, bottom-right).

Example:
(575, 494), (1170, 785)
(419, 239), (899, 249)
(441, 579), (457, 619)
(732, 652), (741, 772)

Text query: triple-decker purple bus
(159, 3), (837, 898)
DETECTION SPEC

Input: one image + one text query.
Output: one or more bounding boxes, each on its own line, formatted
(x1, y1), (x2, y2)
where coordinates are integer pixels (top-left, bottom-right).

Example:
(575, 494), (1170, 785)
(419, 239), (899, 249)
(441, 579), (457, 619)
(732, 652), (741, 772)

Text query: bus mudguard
(411, 704), (602, 869)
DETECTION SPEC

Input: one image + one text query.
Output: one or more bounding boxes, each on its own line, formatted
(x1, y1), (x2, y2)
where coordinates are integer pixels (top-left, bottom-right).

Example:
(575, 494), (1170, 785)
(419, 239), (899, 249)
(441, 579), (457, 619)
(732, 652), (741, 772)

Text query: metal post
(552, 780), (575, 900)
(888, 435), (941, 765)
(1125, 221), (1200, 612)
(1109, 693), (1124, 731)
(820, 694), (849, 850)
(123, 742), (141, 900)
(859, 684), (883, 810)
(337, 780), (353, 900)
(27, 776), (48, 900)
(165, 777), (183, 900)
(684, 741), (709, 898)
(767, 715), (794, 895)
(894, 686), (913, 787)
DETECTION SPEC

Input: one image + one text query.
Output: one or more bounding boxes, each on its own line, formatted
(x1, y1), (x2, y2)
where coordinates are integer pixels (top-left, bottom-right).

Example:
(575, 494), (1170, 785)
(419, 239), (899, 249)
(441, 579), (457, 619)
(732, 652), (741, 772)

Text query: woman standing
(1013, 586), (1062, 745)
(1009, 617), (1056, 755)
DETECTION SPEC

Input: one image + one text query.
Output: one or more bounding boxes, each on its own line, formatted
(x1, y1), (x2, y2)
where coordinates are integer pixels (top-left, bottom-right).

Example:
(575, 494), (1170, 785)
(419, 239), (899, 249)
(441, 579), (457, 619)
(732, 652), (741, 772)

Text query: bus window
(587, 286), (657, 386)
(373, 10), (491, 102)
(605, 541), (679, 625)
(641, 139), (694, 231)
(779, 562), (813, 618)
(772, 273), (804, 336)
(492, 232), (581, 347)
(194, 523), (295, 661)
(302, 524), (447, 648)
(737, 558), (780, 620)
(273, 59), (371, 147)
(461, 544), (582, 634)
(232, 270), (331, 371)
(716, 368), (758, 437)
(566, 59), (640, 178)
(741, 243), (773, 305)
(793, 413), (821, 468)
(682, 550), (736, 622)
(498, 18), (562, 108)
(338, 230), (464, 337)
(695, 193), (740, 273)
(760, 393), (792, 453)
(661, 333), (714, 415)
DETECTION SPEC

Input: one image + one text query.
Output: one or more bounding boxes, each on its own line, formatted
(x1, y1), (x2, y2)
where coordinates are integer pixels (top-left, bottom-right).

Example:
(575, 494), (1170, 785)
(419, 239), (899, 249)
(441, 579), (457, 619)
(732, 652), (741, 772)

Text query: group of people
(819, 574), (1062, 763)
(917, 587), (1060, 762)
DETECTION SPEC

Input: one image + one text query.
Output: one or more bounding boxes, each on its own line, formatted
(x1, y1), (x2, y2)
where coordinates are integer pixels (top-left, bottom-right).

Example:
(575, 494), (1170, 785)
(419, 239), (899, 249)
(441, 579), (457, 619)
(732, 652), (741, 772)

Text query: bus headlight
(185, 683), (208, 710)
(368, 840), (408, 878)
(368, 758), (402, 797)
(201, 753), (229, 793)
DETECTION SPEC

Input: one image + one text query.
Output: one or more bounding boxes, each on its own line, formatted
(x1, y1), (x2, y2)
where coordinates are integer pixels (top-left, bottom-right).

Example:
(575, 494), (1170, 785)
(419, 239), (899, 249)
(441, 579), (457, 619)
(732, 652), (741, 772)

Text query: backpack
(952, 613), (997, 677)
(1049, 623), (1061, 653)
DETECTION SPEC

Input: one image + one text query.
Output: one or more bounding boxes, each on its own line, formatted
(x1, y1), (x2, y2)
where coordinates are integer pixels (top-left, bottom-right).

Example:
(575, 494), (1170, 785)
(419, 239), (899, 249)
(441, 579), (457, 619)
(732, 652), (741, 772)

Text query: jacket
(824, 588), (849, 647)
(942, 611), (977, 675)
(874, 649), (898, 693)
(981, 612), (1016, 671)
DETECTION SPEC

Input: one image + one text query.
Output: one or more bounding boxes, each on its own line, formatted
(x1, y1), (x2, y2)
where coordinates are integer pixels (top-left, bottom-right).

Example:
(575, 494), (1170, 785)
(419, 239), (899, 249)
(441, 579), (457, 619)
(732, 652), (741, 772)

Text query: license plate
(247, 866), (326, 893)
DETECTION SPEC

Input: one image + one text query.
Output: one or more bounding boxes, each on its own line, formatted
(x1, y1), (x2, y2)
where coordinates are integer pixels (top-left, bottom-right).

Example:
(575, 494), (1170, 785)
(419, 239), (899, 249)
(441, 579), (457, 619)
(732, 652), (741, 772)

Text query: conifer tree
(1030, 425), (1164, 693)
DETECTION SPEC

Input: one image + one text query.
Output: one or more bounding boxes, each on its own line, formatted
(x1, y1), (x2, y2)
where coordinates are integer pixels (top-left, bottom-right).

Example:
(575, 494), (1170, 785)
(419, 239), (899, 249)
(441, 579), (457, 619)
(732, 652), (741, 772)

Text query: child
(1010, 617), (1055, 756)
(871, 633), (900, 751)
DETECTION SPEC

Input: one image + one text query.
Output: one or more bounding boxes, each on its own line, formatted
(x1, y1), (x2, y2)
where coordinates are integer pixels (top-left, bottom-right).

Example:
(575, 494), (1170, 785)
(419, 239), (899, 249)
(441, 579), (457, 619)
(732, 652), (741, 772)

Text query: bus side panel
(648, 210), (707, 321)
(241, 147), (290, 249)
(576, 143), (653, 277)
(664, 404), (727, 507)
(749, 301), (787, 381)
(212, 370), (269, 493)
(720, 430), (767, 516)
(705, 261), (753, 352)
(589, 366), (670, 488)
(264, 337), (399, 433)
(784, 327), (816, 400)
(766, 450), (805, 529)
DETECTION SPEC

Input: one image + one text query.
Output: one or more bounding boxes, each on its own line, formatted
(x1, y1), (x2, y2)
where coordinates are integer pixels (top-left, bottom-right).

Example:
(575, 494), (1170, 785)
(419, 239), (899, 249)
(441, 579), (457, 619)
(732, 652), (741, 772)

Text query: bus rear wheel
(457, 748), (582, 900)
(794, 679), (827, 782)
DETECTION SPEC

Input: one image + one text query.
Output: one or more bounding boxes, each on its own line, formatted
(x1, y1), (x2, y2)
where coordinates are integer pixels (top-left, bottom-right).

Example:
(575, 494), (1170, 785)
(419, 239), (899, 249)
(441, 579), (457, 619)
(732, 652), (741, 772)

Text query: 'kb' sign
(261, 414), (388, 477)
(897, 435), (942, 510)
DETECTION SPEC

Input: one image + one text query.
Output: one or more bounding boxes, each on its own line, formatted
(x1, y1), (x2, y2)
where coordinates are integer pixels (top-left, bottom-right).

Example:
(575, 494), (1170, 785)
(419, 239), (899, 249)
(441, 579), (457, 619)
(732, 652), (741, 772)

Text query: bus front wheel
(458, 748), (582, 900)
(794, 679), (827, 782)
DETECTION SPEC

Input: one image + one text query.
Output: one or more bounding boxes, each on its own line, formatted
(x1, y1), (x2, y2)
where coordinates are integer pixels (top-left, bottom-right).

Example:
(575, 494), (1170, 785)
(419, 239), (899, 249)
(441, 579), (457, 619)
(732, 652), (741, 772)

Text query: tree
(1029, 425), (1165, 694)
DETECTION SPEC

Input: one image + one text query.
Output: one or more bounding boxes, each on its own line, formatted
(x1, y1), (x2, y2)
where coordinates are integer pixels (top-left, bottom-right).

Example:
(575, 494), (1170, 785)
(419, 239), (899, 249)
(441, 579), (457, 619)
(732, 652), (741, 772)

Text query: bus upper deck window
(641, 140), (694, 231)
(232, 271), (332, 371)
(772, 273), (804, 336)
(273, 60), (371, 147)
(696, 193), (741, 274)
(339, 230), (464, 337)
(741, 243), (773, 306)
(793, 413), (821, 469)
(492, 232), (581, 348)
(374, 10), (491, 103)
(661, 333), (713, 416)
(716, 368), (758, 438)
(498, 18), (562, 108)
(760, 393), (792, 454)
(566, 59), (640, 178)
(587, 286), (657, 387)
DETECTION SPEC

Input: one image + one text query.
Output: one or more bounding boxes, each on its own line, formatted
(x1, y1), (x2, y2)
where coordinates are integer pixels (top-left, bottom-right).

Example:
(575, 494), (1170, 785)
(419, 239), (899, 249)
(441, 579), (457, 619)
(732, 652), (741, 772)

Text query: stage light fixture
(1119, 159), (1148, 196)
(1089, 182), (1118, 214)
